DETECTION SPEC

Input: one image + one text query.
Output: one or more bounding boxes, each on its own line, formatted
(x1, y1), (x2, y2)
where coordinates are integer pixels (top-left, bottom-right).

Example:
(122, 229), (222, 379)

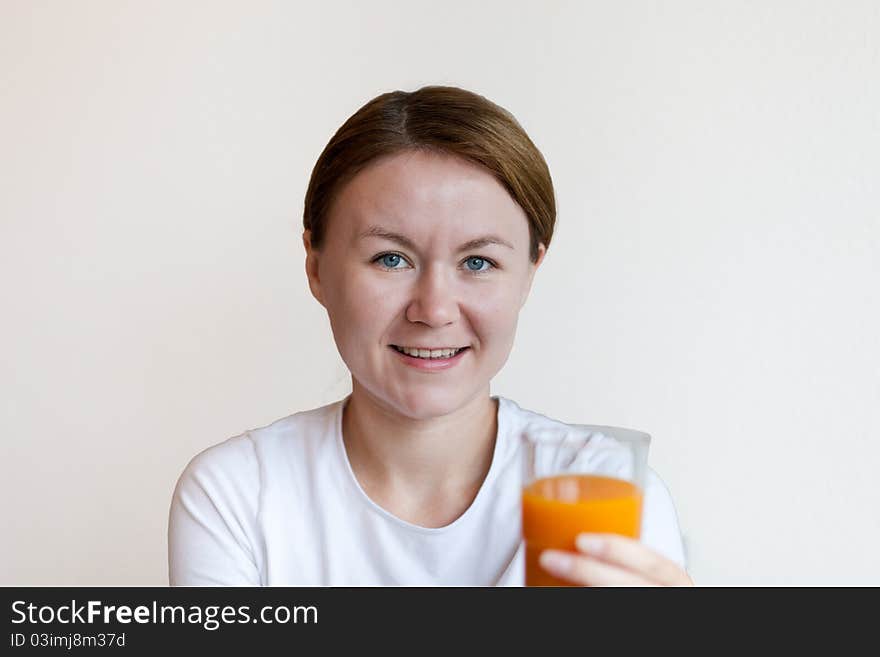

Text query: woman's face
(305, 150), (545, 420)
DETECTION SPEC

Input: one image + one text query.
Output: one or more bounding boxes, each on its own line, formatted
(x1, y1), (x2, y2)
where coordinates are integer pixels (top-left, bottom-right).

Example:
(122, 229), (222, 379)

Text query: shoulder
(171, 398), (344, 504)
(169, 431), (262, 538)
(168, 399), (346, 585)
(491, 396), (576, 469)
(241, 397), (343, 455)
(497, 396), (573, 434)
(496, 396), (621, 456)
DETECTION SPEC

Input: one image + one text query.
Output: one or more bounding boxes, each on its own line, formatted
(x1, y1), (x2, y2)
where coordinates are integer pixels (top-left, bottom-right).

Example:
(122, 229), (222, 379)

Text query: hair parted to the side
(302, 85), (556, 262)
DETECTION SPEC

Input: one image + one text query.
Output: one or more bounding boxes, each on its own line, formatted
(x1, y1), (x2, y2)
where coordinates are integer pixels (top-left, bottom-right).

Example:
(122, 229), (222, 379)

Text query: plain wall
(1, 0), (878, 585)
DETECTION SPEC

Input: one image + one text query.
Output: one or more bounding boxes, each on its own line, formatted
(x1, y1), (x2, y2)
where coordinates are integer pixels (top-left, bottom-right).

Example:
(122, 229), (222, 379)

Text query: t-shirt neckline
(333, 394), (509, 535)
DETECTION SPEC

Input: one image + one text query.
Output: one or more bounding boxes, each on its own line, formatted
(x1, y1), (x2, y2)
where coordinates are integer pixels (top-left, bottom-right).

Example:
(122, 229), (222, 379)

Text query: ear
(521, 242), (546, 309)
(303, 230), (325, 307)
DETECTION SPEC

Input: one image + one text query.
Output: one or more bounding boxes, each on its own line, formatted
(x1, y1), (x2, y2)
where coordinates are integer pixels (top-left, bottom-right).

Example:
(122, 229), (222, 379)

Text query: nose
(405, 265), (460, 327)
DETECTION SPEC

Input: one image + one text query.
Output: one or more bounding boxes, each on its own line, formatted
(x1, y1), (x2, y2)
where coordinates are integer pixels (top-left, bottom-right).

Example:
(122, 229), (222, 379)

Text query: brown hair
(302, 85), (556, 262)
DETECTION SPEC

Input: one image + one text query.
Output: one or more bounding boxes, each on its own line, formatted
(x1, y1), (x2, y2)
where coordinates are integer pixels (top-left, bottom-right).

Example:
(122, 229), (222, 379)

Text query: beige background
(2, 1), (878, 585)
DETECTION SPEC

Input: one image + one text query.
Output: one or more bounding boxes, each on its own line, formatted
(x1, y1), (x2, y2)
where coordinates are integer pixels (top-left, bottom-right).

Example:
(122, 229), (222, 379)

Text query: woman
(168, 86), (693, 586)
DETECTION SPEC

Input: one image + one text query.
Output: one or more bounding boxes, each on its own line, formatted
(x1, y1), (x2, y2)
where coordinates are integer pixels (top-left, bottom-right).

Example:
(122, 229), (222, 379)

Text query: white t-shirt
(168, 396), (686, 586)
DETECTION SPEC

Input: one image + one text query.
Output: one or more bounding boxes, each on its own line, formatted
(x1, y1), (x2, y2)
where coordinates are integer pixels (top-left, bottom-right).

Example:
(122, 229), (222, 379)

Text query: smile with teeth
(391, 345), (468, 359)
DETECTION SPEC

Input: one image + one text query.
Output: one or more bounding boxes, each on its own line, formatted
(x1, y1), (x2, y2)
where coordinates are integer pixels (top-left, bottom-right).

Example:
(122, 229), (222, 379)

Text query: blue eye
(465, 257), (492, 272)
(375, 253), (409, 269)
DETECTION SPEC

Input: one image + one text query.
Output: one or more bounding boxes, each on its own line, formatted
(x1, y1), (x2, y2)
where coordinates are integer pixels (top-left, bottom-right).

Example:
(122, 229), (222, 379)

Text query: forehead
(327, 150), (530, 244)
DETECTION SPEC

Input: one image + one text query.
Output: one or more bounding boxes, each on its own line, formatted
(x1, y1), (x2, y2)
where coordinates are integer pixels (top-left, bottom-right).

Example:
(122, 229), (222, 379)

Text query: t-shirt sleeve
(167, 434), (263, 586)
(640, 468), (688, 572)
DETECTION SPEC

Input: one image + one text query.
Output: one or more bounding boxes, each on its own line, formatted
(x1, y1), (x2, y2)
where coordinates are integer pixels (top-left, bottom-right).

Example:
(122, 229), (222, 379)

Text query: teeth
(394, 346), (464, 359)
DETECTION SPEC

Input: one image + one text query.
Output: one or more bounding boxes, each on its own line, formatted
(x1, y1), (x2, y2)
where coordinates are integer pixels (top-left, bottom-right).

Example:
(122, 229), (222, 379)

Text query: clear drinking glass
(521, 424), (651, 586)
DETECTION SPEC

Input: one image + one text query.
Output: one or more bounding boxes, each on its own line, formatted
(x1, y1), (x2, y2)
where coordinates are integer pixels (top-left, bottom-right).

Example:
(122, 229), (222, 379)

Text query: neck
(341, 379), (499, 502)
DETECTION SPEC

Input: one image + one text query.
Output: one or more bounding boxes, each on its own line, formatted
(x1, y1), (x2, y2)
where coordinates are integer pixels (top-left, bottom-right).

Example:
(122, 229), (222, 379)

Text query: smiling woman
(305, 148), (543, 422)
(167, 86), (692, 586)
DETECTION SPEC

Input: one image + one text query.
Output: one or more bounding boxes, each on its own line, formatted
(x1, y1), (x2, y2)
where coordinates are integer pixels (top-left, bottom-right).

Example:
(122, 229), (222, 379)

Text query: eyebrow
(357, 225), (514, 252)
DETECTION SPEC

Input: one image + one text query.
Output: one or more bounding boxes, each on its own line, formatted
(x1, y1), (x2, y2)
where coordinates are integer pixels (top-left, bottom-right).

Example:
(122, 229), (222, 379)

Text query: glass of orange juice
(521, 424), (650, 586)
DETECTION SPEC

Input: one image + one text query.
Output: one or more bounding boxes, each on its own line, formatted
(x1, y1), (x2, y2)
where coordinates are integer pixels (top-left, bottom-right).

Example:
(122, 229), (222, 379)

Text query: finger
(539, 550), (655, 587)
(575, 533), (693, 586)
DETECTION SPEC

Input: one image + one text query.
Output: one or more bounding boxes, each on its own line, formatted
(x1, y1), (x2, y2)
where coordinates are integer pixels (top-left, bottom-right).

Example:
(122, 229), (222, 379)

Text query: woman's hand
(538, 533), (694, 586)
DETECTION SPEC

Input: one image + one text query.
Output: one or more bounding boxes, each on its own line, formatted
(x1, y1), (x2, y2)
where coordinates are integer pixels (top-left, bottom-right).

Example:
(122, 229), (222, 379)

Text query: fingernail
(576, 534), (606, 556)
(539, 550), (573, 574)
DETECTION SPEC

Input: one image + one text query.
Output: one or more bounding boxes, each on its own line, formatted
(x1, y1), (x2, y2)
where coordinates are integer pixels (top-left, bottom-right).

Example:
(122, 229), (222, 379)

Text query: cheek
(325, 269), (399, 341)
(464, 284), (524, 343)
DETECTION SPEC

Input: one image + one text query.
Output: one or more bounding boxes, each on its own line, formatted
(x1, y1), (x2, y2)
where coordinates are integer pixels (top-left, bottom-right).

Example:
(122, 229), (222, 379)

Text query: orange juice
(522, 474), (643, 586)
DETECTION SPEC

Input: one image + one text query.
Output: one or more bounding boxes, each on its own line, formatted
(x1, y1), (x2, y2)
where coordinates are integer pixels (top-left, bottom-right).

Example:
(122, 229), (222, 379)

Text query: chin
(363, 380), (479, 421)
(394, 387), (468, 420)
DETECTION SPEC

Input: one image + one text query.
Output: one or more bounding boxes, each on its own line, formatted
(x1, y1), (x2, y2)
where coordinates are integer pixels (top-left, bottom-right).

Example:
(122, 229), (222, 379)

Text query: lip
(389, 345), (470, 371)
